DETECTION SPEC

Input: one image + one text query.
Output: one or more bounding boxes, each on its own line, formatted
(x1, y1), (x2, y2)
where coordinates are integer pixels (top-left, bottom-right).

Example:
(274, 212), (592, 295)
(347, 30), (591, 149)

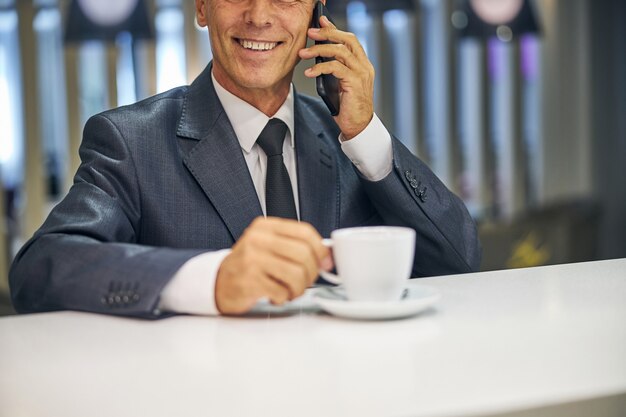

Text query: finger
(299, 43), (359, 70)
(256, 275), (291, 305)
(247, 226), (321, 288)
(271, 240), (318, 285)
(247, 217), (332, 277)
(309, 14), (337, 31)
(307, 23), (368, 61)
(257, 217), (329, 263)
(270, 219), (331, 268)
(304, 60), (352, 81)
(319, 15), (336, 30)
(262, 256), (309, 299)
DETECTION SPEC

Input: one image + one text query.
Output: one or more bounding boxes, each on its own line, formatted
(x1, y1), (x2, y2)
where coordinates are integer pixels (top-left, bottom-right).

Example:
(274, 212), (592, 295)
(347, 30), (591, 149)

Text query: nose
(244, 0), (274, 28)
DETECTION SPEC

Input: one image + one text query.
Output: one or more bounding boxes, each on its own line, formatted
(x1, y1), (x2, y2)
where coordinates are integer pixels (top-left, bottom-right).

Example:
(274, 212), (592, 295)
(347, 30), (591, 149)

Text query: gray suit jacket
(10, 65), (480, 318)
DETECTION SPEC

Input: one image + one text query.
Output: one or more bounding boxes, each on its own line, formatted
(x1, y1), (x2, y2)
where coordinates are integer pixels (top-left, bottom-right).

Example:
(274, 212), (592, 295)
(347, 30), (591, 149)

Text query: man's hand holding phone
(299, 7), (375, 140)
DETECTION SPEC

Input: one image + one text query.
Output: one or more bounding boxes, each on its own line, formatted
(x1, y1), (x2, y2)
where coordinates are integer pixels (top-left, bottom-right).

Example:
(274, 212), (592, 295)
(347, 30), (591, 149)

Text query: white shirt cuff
(339, 113), (393, 181)
(158, 249), (231, 316)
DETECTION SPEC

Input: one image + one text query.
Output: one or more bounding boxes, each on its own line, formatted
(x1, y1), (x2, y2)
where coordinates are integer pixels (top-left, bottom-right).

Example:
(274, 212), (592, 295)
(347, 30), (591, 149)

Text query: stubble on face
(200, 0), (315, 115)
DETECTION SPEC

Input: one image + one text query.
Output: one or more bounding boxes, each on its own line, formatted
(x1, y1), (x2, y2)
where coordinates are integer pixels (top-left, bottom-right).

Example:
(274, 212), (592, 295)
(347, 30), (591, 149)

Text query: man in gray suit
(10, 0), (480, 317)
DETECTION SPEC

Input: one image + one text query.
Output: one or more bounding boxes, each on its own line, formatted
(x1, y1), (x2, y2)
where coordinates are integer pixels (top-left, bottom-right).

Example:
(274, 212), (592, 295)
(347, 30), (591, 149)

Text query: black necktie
(256, 119), (298, 219)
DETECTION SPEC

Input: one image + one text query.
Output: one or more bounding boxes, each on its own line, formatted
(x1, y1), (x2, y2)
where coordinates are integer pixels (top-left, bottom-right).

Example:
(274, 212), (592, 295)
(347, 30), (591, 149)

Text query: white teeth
(239, 39), (278, 51)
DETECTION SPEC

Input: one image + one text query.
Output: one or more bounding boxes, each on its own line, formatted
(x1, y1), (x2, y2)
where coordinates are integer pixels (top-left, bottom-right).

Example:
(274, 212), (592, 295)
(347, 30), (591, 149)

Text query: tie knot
(257, 118), (288, 157)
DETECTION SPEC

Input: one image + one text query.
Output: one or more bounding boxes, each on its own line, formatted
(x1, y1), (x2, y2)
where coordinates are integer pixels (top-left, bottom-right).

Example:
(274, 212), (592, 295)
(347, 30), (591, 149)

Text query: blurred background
(0, 0), (624, 315)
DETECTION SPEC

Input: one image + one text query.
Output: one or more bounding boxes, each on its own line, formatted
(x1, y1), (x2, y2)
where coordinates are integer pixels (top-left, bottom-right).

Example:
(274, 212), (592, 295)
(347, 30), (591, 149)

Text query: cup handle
(320, 239), (342, 285)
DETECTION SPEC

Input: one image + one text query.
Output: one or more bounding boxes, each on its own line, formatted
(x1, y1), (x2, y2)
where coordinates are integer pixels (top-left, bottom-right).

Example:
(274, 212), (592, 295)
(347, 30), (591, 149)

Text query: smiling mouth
(236, 38), (282, 51)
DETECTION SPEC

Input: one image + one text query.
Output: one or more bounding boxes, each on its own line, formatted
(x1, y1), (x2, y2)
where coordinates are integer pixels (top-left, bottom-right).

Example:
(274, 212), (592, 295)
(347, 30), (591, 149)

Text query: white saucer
(312, 285), (441, 320)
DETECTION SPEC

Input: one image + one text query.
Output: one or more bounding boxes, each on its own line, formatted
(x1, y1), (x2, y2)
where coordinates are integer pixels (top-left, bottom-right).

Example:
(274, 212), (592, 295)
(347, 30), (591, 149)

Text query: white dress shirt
(159, 72), (393, 315)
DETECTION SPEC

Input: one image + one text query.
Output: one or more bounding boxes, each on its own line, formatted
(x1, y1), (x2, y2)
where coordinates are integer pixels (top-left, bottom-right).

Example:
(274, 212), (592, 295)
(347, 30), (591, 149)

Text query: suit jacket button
(410, 180), (419, 189)
(417, 187), (428, 202)
(404, 171), (412, 181)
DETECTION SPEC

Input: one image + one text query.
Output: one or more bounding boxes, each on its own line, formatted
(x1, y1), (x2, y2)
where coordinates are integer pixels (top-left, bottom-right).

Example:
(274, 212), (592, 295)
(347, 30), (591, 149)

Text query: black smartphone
(312, 1), (340, 116)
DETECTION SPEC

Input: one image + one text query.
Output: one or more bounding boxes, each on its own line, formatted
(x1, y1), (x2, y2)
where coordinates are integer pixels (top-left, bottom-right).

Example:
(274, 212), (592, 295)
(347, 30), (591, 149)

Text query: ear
(195, 0), (208, 27)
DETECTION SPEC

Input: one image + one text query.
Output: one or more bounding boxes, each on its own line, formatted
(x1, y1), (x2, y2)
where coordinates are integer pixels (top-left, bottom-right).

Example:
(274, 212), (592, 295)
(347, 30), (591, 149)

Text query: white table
(1, 259), (625, 417)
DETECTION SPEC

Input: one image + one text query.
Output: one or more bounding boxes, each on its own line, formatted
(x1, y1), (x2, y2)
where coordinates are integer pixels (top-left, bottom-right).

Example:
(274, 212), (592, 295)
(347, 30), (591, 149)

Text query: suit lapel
(177, 64), (339, 240)
(294, 98), (338, 238)
(178, 65), (263, 241)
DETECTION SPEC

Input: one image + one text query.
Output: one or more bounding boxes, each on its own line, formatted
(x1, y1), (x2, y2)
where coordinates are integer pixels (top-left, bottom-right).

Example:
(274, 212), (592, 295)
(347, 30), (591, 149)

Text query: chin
(235, 72), (289, 91)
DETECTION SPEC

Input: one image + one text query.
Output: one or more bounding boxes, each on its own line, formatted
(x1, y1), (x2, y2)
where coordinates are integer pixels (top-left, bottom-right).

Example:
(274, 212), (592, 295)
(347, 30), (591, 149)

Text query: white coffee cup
(320, 226), (416, 302)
